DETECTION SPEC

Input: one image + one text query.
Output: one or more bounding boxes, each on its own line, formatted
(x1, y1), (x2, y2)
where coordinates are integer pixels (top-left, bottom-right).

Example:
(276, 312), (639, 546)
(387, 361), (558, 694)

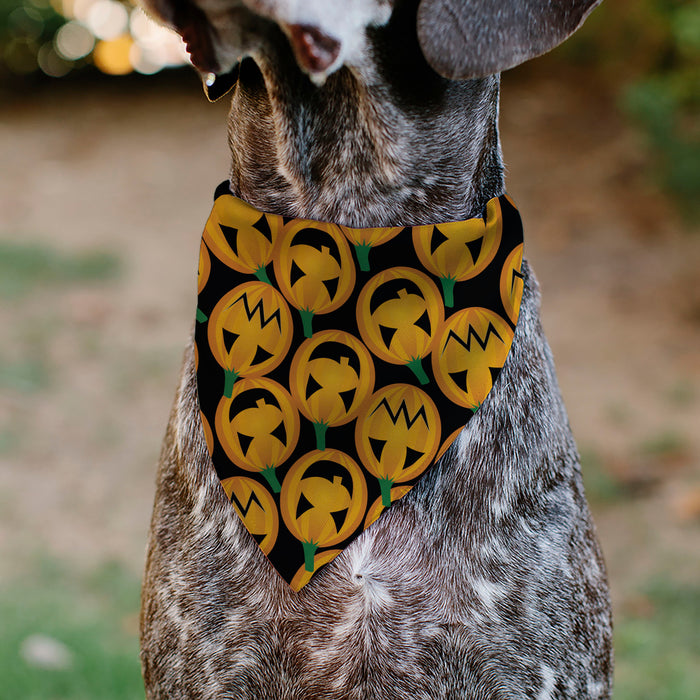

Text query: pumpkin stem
(196, 307), (208, 323)
(378, 477), (393, 508)
(440, 277), (456, 308)
(406, 357), (429, 385)
(254, 265), (271, 285)
(303, 541), (318, 572)
(353, 243), (371, 272)
(299, 308), (314, 338)
(223, 369), (239, 398)
(260, 466), (281, 493)
(314, 421), (328, 451)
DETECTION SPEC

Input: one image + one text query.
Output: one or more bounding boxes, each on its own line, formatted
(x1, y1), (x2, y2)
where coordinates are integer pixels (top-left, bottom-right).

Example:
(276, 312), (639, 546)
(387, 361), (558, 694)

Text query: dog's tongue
(287, 24), (341, 74)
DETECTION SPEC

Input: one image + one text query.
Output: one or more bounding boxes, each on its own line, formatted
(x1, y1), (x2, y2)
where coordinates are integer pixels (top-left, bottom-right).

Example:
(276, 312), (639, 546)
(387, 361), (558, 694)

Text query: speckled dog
(138, 1), (613, 697)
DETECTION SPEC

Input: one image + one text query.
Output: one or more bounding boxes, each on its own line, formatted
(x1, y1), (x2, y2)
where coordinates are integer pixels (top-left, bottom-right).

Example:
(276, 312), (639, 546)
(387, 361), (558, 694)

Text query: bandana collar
(195, 182), (524, 590)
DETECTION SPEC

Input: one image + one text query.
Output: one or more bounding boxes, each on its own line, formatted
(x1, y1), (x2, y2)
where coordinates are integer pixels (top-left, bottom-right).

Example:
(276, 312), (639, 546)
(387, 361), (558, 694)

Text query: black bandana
(195, 182), (524, 589)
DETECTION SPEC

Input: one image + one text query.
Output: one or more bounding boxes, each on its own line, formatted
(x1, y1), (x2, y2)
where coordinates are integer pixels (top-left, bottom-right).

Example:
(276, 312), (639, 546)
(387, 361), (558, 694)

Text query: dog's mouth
(203, 63), (241, 101)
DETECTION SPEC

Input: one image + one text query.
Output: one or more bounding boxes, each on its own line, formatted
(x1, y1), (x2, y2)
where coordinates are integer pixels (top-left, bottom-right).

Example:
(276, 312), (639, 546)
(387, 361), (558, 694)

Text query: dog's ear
(416, 0), (602, 80)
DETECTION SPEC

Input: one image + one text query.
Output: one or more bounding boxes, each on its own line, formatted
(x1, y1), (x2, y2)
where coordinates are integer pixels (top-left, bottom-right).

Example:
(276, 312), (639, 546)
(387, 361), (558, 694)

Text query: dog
(139, 1), (613, 697)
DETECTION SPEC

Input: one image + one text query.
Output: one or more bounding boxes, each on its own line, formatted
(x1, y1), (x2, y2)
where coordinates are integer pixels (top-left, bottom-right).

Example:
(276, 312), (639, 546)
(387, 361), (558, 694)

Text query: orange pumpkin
(220, 476), (279, 555)
(355, 384), (441, 506)
(215, 377), (299, 492)
(207, 281), (293, 397)
(364, 484), (412, 528)
(289, 548), (343, 591)
(280, 449), (367, 572)
(500, 243), (524, 325)
(198, 240), (211, 294)
(200, 410), (214, 454)
(339, 224), (403, 271)
(274, 221), (355, 337)
(432, 307), (514, 409)
(203, 194), (282, 283)
(412, 198), (502, 307)
(289, 330), (375, 450)
(356, 267), (443, 384)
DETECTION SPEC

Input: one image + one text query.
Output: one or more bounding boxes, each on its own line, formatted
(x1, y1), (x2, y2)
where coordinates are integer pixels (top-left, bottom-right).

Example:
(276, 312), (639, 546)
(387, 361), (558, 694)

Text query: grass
(0, 240), (120, 299)
(614, 580), (700, 700)
(0, 559), (144, 700)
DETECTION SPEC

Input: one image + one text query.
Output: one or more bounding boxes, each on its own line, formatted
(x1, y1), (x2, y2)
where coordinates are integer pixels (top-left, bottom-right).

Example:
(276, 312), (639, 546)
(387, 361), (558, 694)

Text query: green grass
(614, 580), (700, 700)
(0, 240), (121, 299)
(0, 559), (144, 700)
(580, 448), (628, 504)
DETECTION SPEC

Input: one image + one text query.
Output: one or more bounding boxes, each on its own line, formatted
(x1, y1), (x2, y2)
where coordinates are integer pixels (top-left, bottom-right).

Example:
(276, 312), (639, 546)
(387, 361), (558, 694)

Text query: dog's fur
(139, 1), (614, 697)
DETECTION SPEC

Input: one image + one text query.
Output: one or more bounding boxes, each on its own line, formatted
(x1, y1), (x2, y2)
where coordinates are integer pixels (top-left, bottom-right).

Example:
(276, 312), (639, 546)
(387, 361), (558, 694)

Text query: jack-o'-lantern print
(200, 410), (214, 454)
(196, 242), (211, 323)
(203, 194), (282, 283)
(355, 384), (441, 506)
(215, 378), (299, 492)
(280, 450), (367, 572)
(356, 267), (443, 384)
(500, 243), (524, 324)
(198, 240), (211, 294)
(208, 281), (293, 397)
(274, 221), (355, 337)
(289, 548), (342, 591)
(364, 484), (412, 528)
(412, 198), (503, 307)
(221, 476), (279, 555)
(339, 224), (404, 271)
(289, 330), (375, 451)
(432, 307), (514, 409)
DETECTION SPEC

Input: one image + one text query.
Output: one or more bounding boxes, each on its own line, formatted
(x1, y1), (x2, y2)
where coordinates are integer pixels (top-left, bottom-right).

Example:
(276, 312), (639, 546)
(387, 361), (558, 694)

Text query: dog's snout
(287, 24), (341, 74)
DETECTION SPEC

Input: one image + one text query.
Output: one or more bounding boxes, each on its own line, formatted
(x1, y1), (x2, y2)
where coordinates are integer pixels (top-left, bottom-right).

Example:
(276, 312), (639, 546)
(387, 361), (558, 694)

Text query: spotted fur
(139, 1), (613, 697)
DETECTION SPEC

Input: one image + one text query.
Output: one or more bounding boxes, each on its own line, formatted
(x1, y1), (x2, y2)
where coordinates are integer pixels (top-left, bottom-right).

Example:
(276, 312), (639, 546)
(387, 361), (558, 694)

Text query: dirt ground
(0, 67), (698, 619)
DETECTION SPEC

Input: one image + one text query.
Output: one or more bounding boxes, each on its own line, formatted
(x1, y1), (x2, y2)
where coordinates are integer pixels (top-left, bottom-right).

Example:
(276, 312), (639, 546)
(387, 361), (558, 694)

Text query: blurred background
(0, 0), (698, 697)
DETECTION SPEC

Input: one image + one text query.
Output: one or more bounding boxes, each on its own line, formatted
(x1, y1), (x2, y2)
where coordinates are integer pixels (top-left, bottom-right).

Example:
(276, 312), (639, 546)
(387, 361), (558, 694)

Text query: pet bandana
(195, 181), (524, 590)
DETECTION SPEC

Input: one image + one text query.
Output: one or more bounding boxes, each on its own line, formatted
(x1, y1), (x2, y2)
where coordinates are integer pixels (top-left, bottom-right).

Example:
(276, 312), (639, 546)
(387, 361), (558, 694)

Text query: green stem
(406, 357), (429, 385)
(254, 265), (271, 284)
(260, 466), (281, 493)
(440, 277), (456, 308)
(196, 307), (208, 323)
(314, 421), (328, 451)
(223, 368), (239, 398)
(303, 541), (318, 572)
(353, 243), (371, 272)
(299, 308), (315, 338)
(378, 477), (393, 508)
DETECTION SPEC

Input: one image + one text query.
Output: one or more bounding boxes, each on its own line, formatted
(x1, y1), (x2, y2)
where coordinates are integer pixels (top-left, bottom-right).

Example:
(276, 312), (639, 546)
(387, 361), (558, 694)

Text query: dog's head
(140, 0), (602, 94)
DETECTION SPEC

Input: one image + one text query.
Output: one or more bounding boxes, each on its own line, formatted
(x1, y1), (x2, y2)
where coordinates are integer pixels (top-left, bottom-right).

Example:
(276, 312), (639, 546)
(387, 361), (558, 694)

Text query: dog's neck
(224, 10), (504, 228)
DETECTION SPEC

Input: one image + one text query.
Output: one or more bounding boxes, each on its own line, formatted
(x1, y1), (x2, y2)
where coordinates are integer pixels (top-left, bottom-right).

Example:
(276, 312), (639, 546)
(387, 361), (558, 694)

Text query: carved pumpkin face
(280, 449), (367, 570)
(274, 221), (356, 337)
(221, 476), (279, 555)
(355, 383), (441, 504)
(207, 281), (293, 393)
(412, 199), (503, 307)
(356, 267), (443, 372)
(203, 195), (282, 282)
(339, 225), (404, 271)
(215, 377), (299, 492)
(432, 307), (514, 409)
(290, 330), (375, 439)
(289, 548), (342, 592)
(500, 243), (524, 324)
(198, 240), (211, 294)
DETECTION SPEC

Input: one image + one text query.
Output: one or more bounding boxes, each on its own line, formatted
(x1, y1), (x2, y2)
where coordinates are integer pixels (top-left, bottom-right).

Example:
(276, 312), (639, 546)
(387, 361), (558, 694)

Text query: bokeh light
(1, 0), (190, 78)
